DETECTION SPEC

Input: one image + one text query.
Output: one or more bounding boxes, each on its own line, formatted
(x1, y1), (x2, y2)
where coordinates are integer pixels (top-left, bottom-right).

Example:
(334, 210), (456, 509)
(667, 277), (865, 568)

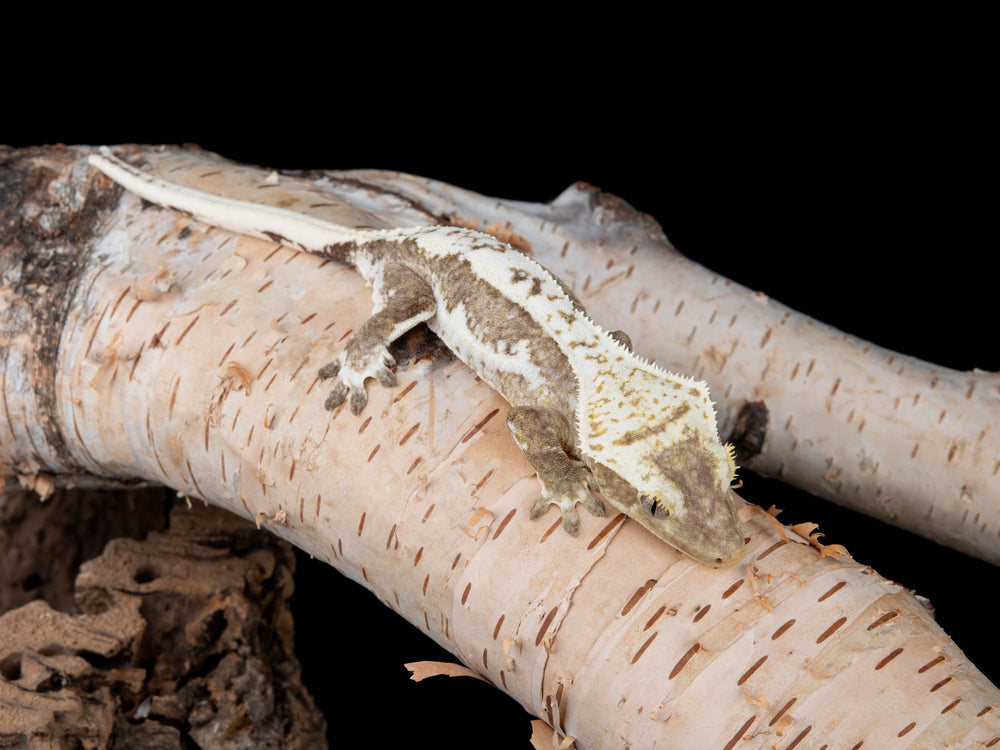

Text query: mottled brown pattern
(612, 404), (691, 446)
(319, 236), (580, 422)
(421, 250), (577, 415)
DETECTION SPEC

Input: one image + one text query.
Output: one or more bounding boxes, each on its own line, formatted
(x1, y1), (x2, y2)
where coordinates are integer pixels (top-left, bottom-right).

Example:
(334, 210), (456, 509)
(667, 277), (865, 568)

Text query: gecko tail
(88, 148), (370, 258)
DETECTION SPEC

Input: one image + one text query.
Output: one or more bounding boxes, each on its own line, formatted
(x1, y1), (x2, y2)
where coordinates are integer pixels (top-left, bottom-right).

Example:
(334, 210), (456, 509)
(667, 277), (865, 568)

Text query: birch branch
(1, 146), (998, 748)
(320, 169), (1000, 566)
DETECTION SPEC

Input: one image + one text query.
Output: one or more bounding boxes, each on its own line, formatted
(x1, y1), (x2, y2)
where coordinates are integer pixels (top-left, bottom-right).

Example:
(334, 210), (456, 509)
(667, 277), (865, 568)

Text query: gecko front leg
(320, 262), (436, 413)
(507, 406), (606, 533)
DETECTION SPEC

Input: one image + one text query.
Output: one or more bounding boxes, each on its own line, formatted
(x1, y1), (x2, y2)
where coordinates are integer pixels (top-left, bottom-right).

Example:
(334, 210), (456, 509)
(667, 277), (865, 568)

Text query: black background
(7, 20), (995, 747)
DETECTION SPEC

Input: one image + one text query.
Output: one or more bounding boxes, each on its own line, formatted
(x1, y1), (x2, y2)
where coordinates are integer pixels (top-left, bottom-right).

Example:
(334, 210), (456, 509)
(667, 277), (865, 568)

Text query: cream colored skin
(88, 149), (745, 567)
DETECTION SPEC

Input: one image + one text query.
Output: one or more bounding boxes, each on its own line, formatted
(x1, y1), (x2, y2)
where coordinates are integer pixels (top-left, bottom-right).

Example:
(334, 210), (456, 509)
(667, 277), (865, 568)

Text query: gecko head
(587, 433), (744, 567)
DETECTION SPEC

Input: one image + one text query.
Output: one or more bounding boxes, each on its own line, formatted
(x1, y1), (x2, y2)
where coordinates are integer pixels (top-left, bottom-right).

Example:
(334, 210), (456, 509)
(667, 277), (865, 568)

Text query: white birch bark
(1, 146), (998, 748)
(326, 168), (1000, 566)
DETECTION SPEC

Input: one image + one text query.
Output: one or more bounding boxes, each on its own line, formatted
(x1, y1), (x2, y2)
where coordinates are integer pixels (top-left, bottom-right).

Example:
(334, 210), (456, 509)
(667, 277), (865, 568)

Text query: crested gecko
(88, 148), (745, 567)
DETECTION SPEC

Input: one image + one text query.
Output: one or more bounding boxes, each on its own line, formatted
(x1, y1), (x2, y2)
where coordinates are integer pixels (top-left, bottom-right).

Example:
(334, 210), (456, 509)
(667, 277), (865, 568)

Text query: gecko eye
(640, 494), (670, 520)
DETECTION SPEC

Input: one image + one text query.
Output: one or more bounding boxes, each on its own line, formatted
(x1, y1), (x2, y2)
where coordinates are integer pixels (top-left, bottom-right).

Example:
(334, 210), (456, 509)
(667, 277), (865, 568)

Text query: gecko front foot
(319, 340), (397, 414)
(507, 405), (607, 534)
(529, 472), (607, 534)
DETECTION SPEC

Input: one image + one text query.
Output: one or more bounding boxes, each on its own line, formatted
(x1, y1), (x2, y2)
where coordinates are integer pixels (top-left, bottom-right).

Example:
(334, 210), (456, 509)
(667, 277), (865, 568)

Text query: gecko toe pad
(319, 340), (398, 414)
(529, 484), (606, 535)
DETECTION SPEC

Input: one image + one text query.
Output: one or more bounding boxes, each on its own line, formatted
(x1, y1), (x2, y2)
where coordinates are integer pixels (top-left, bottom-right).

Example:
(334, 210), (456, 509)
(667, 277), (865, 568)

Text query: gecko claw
(529, 497), (580, 534)
(375, 367), (397, 389)
(529, 496), (553, 520)
(324, 381), (371, 414)
(581, 493), (607, 518)
(319, 346), (395, 413)
(560, 505), (581, 534)
(324, 382), (350, 411)
(349, 389), (368, 414)
(529, 489), (605, 535)
(318, 361), (341, 379)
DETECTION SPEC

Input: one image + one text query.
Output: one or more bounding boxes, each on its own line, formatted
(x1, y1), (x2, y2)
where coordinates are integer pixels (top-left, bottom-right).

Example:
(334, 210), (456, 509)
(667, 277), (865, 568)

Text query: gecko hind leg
(507, 406), (606, 534)
(320, 263), (436, 414)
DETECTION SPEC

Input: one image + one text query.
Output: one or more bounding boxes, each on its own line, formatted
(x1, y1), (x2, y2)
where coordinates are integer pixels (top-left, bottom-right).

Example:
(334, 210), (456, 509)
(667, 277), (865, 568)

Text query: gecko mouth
(656, 506), (745, 567)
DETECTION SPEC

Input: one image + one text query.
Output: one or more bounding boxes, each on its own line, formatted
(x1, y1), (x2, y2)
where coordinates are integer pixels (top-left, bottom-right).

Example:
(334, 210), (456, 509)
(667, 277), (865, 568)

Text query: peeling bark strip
(1, 146), (998, 749)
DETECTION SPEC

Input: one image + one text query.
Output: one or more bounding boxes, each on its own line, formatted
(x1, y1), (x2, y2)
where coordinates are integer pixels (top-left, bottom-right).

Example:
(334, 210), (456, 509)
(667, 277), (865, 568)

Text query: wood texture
(1, 145), (997, 749)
